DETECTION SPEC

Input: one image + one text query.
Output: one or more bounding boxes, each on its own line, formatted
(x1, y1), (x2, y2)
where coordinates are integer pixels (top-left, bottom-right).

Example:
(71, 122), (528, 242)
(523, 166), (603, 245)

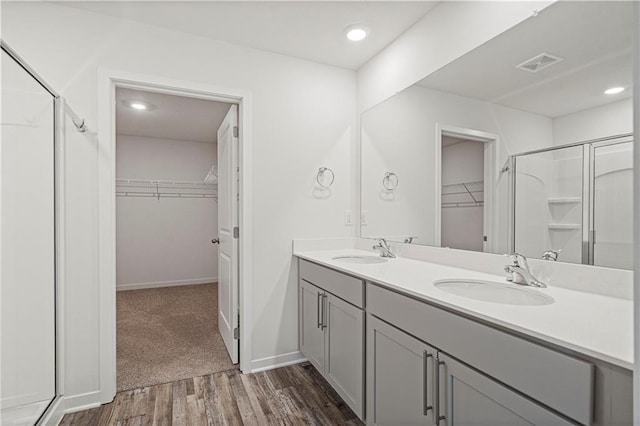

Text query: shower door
(1, 46), (57, 424)
(512, 135), (633, 269)
(591, 139), (633, 269)
(513, 145), (585, 264)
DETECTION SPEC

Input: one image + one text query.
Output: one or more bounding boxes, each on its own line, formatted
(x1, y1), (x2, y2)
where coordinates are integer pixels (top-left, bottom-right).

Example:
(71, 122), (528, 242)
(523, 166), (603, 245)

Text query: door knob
(211, 238), (220, 244)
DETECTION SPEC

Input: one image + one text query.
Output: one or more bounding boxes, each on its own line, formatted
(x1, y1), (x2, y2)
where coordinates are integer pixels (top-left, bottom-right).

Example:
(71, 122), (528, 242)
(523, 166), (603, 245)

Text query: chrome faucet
(373, 238), (396, 258)
(541, 249), (561, 261)
(504, 253), (547, 288)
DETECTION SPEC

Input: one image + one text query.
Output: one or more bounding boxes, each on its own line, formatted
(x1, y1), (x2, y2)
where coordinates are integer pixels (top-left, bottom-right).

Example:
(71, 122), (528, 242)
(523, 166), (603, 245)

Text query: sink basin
(332, 255), (388, 264)
(434, 279), (554, 306)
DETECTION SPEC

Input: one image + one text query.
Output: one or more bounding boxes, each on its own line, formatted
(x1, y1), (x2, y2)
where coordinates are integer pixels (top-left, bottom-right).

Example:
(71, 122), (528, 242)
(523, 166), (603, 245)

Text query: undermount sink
(434, 279), (554, 306)
(332, 255), (389, 264)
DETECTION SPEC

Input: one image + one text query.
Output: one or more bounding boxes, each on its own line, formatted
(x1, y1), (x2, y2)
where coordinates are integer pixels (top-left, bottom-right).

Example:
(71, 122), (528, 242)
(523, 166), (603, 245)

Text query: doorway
(98, 71), (253, 402)
(434, 125), (498, 253)
(114, 88), (239, 391)
(440, 136), (485, 251)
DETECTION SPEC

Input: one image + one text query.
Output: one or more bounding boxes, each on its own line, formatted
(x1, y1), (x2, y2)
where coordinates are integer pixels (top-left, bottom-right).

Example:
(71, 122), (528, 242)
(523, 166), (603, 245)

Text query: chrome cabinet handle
(321, 294), (328, 329)
(423, 351), (433, 415)
(211, 238), (220, 244)
(435, 359), (445, 425)
(316, 292), (322, 328)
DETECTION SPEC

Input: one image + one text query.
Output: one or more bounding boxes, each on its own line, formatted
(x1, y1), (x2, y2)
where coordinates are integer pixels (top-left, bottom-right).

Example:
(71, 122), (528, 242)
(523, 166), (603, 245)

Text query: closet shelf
(116, 178), (217, 200)
(548, 224), (581, 230)
(442, 201), (484, 208)
(548, 197), (581, 204)
(442, 180), (484, 208)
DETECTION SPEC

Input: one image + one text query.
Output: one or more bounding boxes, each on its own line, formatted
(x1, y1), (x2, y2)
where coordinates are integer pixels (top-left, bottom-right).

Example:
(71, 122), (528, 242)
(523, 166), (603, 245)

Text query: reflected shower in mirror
(513, 136), (633, 269)
(360, 1), (634, 269)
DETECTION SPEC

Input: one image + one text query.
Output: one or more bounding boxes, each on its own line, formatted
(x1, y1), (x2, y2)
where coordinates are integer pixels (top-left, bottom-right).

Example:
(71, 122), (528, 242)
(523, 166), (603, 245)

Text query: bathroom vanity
(295, 249), (633, 426)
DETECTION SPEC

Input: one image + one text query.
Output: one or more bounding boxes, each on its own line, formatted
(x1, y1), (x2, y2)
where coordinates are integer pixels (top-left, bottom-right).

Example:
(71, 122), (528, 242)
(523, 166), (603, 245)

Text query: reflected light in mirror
(604, 87), (625, 95)
(346, 27), (368, 41)
(130, 102), (148, 110)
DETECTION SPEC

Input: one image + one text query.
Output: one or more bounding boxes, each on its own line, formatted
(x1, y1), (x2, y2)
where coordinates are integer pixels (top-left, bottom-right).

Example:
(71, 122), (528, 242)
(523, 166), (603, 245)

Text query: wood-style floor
(60, 362), (363, 425)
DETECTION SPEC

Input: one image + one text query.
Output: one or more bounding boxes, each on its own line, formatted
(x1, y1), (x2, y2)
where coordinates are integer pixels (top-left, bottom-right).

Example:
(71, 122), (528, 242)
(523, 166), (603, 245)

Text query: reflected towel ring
(317, 167), (335, 188)
(383, 172), (399, 191)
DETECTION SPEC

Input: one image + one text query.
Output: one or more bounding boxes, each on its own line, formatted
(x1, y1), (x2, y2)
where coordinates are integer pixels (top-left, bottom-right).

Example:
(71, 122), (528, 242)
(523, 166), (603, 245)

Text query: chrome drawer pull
(423, 351), (433, 415)
(435, 359), (445, 425)
(316, 292), (322, 328)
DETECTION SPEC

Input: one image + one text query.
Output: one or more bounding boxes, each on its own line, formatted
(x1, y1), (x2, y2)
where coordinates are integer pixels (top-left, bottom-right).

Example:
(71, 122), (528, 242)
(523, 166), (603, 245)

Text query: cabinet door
(437, 353), (573, 426)
(299, 280), (325, 372)
(367, 314), (436, 426)
(325, 294), (364, 419)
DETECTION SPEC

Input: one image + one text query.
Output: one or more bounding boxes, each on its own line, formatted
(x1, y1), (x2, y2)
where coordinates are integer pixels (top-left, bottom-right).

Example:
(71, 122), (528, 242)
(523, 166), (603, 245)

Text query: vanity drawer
(299, 260), (364, 308)
(367, 283), (594, 425)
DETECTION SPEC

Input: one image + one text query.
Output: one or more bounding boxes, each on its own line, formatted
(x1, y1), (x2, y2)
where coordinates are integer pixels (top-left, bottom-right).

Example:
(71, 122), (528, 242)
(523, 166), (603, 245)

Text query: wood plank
(151, 382), (173, 426)
(59, 362), (363, 426)
(240, 373), (276, 424)
(211, 370), (243, 425)
(197, 374), (226, 425)
(59, 407), (101, 426)
(172, 379), (188, 425)
(228, 369), (261, 425)
(117, 415), (145, 426)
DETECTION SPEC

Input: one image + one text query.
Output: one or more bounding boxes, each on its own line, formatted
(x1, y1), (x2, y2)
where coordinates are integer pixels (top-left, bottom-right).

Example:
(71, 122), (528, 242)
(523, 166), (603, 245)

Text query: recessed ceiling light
(604, 87), (624, 95)
(345, 26), (368, 42)
(130, 102), (148, 110)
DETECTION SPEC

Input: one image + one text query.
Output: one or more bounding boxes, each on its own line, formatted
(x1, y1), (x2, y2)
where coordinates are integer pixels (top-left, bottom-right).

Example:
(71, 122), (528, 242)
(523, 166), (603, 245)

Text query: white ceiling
(418, 1), (634, 118)
(116, 88), (231, 143)
(57, 1), (438, 70)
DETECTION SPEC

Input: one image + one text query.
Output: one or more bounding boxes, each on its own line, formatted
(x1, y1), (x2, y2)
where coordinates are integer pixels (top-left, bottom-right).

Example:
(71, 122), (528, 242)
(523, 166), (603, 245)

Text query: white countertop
(294, 248), (634, 370)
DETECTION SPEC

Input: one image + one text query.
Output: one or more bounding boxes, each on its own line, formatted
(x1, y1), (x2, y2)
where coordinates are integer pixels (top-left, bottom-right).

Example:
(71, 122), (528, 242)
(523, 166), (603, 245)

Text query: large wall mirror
(360, 1), (634, 269)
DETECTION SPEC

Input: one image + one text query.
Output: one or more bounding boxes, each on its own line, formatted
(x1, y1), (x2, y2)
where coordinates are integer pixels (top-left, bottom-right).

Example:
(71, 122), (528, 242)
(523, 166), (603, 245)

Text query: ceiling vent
(515, 52), (563, 73)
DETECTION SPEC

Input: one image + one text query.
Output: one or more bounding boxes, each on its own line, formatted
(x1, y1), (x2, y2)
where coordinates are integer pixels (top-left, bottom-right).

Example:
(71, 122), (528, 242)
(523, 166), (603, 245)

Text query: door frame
(434, 124), (499, 252)
(97, 69), (253, 403)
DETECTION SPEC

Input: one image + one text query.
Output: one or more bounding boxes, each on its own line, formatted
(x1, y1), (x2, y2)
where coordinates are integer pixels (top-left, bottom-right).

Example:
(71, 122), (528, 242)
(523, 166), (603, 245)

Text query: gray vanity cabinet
(324, 292), (364, 417)
(438, 353), (573, 426)
(299, 279), (326, 372)
(298, 260), (365, 419)
(367, 314), (437, 426)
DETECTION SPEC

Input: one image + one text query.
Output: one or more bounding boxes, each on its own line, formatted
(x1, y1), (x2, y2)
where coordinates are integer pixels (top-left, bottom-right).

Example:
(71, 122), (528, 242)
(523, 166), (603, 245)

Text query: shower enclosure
(1, 42), (59, 424)
(512, 134), (633, 269)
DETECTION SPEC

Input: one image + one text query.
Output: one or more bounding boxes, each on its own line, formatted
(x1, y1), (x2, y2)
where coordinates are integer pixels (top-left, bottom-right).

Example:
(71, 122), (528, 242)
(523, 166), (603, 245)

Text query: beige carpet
(117, 283), (236, 391)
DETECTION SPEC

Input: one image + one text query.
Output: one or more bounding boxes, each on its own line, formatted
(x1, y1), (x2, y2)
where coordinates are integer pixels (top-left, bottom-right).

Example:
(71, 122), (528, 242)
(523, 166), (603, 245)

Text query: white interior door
(217, 104), (239, 363)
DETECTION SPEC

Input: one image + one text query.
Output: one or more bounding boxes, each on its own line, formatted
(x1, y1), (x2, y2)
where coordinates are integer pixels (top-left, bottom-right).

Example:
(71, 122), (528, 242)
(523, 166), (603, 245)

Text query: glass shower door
(591, 140), (633, 269)
(514, 145), (584, 263)
(1, 47), (56, 424)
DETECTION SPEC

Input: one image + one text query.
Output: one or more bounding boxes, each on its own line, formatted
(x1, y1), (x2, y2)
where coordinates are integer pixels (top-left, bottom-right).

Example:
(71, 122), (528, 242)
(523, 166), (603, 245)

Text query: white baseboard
(40, 396), (64, 425)
(116, 277), (218, 291)
(63, 391), (101, 415)
(250, 351), (307, 373)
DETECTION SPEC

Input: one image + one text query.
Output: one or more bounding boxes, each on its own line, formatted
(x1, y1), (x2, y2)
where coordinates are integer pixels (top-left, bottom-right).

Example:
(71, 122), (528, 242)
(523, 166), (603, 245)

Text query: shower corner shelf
(548, 224), (581, 230)
(548, 197), (581, 205)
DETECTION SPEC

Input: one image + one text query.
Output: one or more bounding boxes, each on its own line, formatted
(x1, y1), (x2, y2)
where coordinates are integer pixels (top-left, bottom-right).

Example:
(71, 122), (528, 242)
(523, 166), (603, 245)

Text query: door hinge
(233, 227), (239, 239)
(233, 126), (239, 138)
(233, 327), (240, 339)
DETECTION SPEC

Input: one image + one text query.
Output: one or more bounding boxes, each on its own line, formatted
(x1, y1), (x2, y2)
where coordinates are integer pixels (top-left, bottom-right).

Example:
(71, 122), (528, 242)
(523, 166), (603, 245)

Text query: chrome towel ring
(317, 167), (335, 189)
(383, 172), (398, 191)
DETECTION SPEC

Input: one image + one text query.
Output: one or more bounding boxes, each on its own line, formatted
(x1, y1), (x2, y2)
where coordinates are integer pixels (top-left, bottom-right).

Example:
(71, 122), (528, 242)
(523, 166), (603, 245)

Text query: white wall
(360, 85), (553, 252)
(356, 1), (555, 112)
(1, 1), (355, 407)
(116, 135), (218, 290)
(553, 98), (633, 145)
